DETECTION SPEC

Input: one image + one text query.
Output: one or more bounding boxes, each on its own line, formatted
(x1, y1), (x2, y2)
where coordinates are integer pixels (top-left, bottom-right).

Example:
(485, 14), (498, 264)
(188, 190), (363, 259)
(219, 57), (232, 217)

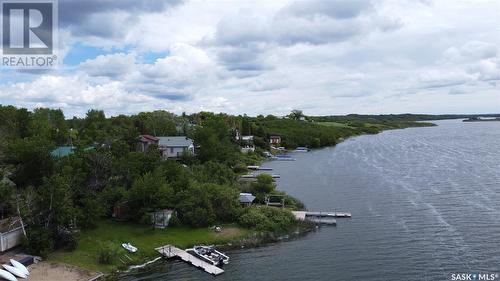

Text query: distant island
(463, 117), (500, 122)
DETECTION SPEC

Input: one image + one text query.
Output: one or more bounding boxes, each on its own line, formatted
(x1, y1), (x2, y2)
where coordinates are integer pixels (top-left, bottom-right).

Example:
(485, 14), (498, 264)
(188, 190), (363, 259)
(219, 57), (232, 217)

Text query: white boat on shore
(0, 269), (17, 281)
(186, 245), (229, 267)
(10, 260), (28, 276)
(122, 243), (138, 253)
(2, 265), (26, 279)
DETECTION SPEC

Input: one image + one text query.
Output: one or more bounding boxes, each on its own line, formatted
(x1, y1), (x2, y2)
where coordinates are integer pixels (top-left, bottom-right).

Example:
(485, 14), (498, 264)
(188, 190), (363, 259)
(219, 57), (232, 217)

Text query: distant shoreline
(463, 118), (500, 122)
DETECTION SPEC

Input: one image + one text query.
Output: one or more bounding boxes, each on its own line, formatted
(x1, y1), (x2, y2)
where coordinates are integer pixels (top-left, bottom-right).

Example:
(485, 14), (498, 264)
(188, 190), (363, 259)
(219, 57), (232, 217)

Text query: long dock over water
(292, 211), (351, 225)
(155, 245), (224, 275)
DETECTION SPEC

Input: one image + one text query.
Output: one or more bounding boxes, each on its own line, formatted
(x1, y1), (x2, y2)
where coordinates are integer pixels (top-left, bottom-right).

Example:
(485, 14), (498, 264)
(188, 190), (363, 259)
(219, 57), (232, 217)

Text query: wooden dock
(304, 211), (352, 218)
(292, 211), (351, 225)
(247, 165), (273, 171)
(155, 245), (224, 276)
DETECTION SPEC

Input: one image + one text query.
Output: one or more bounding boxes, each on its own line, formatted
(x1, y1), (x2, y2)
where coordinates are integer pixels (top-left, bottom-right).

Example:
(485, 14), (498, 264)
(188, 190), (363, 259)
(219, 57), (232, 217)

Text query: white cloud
(1, 0), (499, 116)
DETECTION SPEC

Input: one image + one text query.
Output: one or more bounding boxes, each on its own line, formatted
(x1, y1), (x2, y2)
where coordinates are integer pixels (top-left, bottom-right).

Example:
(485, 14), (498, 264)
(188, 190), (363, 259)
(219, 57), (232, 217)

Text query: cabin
(51, 146), (75, 157)
(238, 135), (255, 153)
(269, 135), (281, 146)
(151, 209), (175, 229)
(0, 217), (24, 252)
(138, 135), (195, 159)
(240, 145), (255, 153)
(51, 146), (94, 157)
(158, 137), (195, 159)
(137, 135), (159, 152)
(241, 135), (254, 142)
(239, 193), (256, 206)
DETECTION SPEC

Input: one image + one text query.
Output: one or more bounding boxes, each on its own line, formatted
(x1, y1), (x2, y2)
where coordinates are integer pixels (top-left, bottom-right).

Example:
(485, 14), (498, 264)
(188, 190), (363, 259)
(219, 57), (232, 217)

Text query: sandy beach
(28, 262), (102, 281)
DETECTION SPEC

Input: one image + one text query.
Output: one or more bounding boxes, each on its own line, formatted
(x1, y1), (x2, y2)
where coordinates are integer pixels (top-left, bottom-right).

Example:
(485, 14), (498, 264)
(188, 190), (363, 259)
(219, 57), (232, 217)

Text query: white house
(0, 217), (24, 252)
(157, 136), (195, 159)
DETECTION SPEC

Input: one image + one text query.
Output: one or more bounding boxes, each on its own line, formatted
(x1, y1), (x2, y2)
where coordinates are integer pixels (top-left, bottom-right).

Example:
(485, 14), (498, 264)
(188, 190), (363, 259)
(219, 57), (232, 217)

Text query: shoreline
(110, 221), (315, 280)
(47, 121), (435, 280)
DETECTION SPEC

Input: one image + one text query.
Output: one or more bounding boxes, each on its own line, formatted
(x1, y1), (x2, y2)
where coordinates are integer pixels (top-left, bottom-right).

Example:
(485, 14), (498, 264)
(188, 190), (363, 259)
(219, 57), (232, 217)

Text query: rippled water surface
(122, 120), (500, 281)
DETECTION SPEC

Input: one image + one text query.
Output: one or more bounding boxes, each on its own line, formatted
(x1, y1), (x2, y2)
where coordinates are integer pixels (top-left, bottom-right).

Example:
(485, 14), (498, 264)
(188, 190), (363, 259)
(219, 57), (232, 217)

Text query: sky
(0, 0), (498, 118)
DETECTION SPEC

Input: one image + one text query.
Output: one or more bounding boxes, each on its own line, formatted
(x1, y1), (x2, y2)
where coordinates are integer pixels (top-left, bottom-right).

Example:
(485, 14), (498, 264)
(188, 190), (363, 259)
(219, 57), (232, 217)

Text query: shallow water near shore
(121, 119), (500, 281)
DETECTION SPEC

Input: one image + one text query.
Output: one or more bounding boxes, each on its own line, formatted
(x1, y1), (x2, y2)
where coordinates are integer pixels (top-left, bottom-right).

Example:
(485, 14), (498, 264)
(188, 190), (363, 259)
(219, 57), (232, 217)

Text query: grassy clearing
(49, 220), (251, 272)
(315, 121), (352, 128)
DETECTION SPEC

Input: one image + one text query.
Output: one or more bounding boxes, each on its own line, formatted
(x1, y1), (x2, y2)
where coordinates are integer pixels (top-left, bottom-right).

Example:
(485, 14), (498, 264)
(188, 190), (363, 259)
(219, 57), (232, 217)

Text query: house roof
(51, 146), (75, 157)
(140, 135), (159, 142)
(153, 209), (175, 214)
(239, 193), (256, 204)
(0, 217), (22, 233)
(157, 136), (193, 147)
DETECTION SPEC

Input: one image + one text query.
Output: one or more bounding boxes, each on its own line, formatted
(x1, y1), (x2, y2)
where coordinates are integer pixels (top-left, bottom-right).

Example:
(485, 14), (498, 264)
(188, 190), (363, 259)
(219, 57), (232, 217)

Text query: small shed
(112, 201), (131, 221)
(151, 209), (175, 229)
(0, 217), (24, 252)
(239, 193), (256, 206)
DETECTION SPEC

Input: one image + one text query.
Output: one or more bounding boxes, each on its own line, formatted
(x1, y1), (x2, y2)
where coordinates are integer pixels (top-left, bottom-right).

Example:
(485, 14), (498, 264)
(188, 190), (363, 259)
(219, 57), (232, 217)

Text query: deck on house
(155, 245), (224, 276)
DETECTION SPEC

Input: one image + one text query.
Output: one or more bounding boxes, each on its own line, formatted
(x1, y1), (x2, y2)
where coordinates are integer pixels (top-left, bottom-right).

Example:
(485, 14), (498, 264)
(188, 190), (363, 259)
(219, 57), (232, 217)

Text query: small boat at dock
(271, 155), (295, 161)
(186, 245), (229, 268)
(293, 147), (310, 152)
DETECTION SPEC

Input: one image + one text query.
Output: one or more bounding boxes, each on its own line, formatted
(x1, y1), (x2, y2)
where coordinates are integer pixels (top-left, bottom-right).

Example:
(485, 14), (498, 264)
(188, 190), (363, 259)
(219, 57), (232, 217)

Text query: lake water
(122, 119), (500, 281)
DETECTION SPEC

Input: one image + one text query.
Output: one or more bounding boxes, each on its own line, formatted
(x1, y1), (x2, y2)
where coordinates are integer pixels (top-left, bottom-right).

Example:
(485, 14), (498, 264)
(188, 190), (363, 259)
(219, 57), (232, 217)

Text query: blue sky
(0, 0), (498, 117)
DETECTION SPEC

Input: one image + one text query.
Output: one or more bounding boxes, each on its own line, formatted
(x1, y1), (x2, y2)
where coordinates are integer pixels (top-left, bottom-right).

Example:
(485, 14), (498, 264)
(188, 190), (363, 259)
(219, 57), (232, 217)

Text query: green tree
(192, 161), (236, 185)
(287, 109), (304, 120)
(127, 170), (175, 220)
(6, 138), (54, 187)
(0, 181), (14, 219)
(251, 174), (276, 194)
(28, 108), (68, 145)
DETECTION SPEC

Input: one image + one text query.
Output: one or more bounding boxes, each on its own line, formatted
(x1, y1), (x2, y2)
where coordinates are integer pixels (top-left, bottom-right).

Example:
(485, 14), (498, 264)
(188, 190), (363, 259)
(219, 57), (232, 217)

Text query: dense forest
(0, 105), (437, 259)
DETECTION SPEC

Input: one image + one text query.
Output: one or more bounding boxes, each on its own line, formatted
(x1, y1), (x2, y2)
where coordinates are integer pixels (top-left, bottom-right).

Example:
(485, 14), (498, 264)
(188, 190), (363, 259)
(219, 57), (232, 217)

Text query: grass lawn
(49, 220), (251, 272)
(316, 122), (352, 128)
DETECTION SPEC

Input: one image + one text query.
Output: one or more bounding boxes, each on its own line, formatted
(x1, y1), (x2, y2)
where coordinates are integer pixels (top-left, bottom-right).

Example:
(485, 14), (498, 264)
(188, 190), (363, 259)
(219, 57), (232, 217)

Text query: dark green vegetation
(0, 105), (438, 270)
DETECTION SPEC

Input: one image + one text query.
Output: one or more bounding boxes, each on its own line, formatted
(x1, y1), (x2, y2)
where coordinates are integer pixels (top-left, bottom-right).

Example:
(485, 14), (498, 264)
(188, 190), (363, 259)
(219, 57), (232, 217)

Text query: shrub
(23, 228), (54, 258)
(238, 206), (295, 232)
(55, 231), (78, 251)
(168, 213), (181, 227)
(97, 241), (118, 264)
